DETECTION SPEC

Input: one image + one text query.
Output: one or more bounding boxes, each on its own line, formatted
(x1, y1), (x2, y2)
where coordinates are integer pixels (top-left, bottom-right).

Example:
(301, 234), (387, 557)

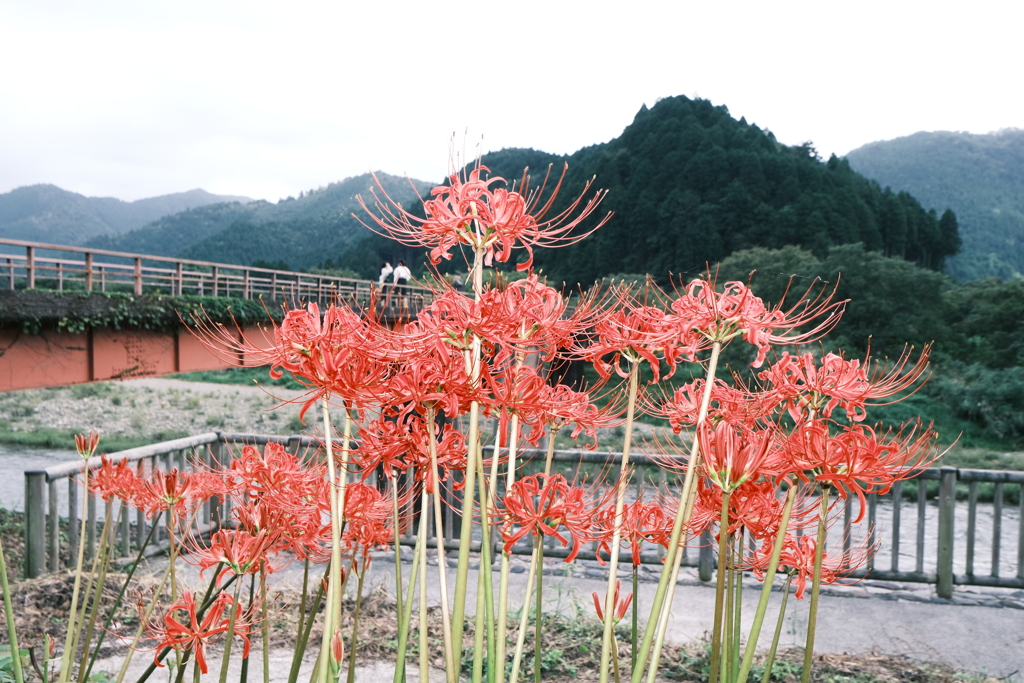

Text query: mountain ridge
(0, 184), (252, 247)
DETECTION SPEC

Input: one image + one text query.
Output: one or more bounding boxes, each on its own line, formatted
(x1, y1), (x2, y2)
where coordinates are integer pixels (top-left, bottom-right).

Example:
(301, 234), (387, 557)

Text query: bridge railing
(23, 431), (1024, 598)
(0, 237), (432, 310)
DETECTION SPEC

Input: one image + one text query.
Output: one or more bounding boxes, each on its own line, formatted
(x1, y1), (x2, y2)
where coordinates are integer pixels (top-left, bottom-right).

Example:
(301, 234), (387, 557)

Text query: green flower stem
(631, 563), (638, 671)
(418, 487), (429, 683)
(288, 559), (311, 683)
(390, 475), (406, 683)
(77, 501), (117, 678)
(290, 563), (327, 683)
(235, 576), (256, 683)
(217, 580), (244, 683)
(317, 397), (343, 683)
(733, 530), (744, 681)
(476, 444), (497, 683)
(599, 361), (640, 683)
(425, 407), (456, 680)
(633, 341), (721, 683)
(723, 542), (734, 683)
(495, 414), (522, 683)
(0, 531), (25, 683)
(346, 560), (368, 683)
(760, 575), (792, 683)
(708, 491), (732, 683)
(472, 565), (487, 683)
(800, 486), (830, 683)
(450, 244), (486, 675)
(83, 515), (159, 682)
(393, 539), (421, 683)
(508, 537), (542, 683)
(533, 541), (544, 683)
(261, 568), (270, 683)
(58, 466), (90, 683)
(737, 483), (797, 683)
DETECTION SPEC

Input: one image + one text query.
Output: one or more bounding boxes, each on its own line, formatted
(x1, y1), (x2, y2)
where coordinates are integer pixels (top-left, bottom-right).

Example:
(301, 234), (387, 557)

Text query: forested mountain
(0, 185), (251, 246)
(845, 129), (1024, 281)
(338, 96), (961, 286)
(86, 173), (432, 266)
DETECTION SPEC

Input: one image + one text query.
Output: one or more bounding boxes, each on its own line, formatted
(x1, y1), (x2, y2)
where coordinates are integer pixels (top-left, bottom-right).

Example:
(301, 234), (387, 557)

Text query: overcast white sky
(1, 0), (1020, 203)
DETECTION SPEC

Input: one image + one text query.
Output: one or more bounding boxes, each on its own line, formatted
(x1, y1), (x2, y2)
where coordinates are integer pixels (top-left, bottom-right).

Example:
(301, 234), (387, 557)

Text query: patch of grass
(0, 426), (189, 453)
(169, 365), (308, 391)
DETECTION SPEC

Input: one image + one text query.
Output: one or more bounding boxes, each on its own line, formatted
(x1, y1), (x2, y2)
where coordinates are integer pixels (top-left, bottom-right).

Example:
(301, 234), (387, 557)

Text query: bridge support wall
(0, 324), (275, 392)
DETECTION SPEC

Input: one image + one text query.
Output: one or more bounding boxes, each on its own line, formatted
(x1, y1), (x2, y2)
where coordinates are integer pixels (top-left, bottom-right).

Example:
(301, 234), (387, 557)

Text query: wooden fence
(0, 237), (430, 312)
(23, 432), (1024, 598)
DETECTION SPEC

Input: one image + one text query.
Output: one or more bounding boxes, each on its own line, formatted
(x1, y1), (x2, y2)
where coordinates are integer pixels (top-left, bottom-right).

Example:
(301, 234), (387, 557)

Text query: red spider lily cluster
(67, 160), (941, 683)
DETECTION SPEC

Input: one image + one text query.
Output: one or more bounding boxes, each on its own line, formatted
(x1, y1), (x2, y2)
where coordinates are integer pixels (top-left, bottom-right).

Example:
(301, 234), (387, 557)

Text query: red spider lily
(594, 498), (673, 565)
(356, 164), (611, 271)
(688, 479), (818, 540)
(482, 364), (551, 447)
(381, 351), (473, 424)
(781, 419), (938, 521)
(75, 431), (100, 458)
(187, 528), (282, 586)
(228, 442), (325, 507)
(342, 483), (395, 556)
(231, 498), (327, 561)
(537, 382), (621, 450)
(592, 579), (633, 623)
(665, 277), (844, 368)
(356, 413), (467, 492)
(89, 456), (138, 502)
(496, 473), (602, 562)
(652, 378), (780, 432)
(697, 420), (778, 492)
(761, 346), (930, 423)
(140, 591), (250, 675)
(750, 533), (876, 599)
(582, 303), (687, 382)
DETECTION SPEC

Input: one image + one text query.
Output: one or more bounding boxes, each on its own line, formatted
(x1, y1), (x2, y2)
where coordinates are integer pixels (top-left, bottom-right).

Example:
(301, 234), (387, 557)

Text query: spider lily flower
(781, 419), (938, 522)
(496, 473), (605, 562)
(592, 579), (633, 623)
(761, 346), (930, 423)
(697, 420), (778, 493)
(580, 303), (692, 382)
(187, 528), (281, 586)
(664, 276), (845, 368)
(140, 591), (251, 675)
(75, 431), (100, 458)
(594, 498), (672, 565)
(356, 164), (611, 271)
(651, 378), (779, 432)
(750, 533), (877, 599)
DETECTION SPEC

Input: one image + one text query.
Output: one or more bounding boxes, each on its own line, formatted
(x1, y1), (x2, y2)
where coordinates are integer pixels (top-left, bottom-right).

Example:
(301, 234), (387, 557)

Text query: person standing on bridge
(378, 262), (393, 288)
(393, 260), (412, 304)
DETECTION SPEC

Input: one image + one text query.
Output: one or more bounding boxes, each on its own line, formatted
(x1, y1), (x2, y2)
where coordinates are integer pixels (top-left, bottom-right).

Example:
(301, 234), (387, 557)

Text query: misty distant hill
(0, 185), (252, 246)
(87, 173), (434, 268)
(845, 129), (1024, 280)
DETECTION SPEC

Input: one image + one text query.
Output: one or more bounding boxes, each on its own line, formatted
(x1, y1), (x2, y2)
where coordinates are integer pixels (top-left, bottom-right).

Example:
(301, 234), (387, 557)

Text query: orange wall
(0, 324), (277, 392)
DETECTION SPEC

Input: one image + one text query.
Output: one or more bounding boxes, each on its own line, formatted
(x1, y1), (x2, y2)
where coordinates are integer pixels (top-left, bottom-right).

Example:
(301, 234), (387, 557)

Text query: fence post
(211, 266), (219, 297)
(133, 257), (142, 295)
(85, 252), (93, 292)
(24, 471), (46, 578)
(26, 245), (35, 289)
(175, 262), (183, 296)
(936, 466), (957, 599)
(698, 527), (714, 582)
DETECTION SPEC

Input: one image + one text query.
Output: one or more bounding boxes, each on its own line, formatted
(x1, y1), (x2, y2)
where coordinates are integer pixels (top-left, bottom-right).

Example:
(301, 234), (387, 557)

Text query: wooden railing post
(26, 245), (35, 289)
(85, 252), (93, 292)
(937, 466), (957, 599)
(175, 262), (183, 296)
(244, 269), (251, 299)
(133, 257), (142, 295)
(698, 527), (714, 581)
(6, 258), (13, 290)
(271, 272), (278, 301)
(211, 266), (219, 297)
(24, 471), (46, 578)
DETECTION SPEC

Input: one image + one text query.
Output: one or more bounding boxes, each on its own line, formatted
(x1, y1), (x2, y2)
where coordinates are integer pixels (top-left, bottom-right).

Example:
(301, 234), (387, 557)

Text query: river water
(0, 443), (77, 511)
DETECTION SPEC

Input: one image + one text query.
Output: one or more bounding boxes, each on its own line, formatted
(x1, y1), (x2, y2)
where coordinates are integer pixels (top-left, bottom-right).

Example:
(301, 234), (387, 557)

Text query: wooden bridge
(0, 238), (432, 392)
